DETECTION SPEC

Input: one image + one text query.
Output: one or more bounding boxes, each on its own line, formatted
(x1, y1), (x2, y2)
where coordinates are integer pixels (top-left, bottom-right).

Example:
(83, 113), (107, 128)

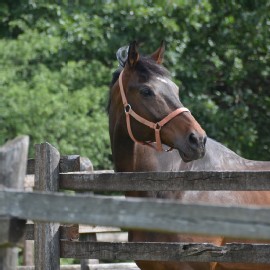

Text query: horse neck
(212, 139), (270, 171)
(204, 138), (270, 171)
(111, 122), (136, 172)
(242, 159), (270, 171)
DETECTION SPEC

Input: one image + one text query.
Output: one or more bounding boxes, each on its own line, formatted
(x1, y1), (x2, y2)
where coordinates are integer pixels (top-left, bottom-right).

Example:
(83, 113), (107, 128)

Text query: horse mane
(107, 56), (170, 113)
(107, 68), (123, 114)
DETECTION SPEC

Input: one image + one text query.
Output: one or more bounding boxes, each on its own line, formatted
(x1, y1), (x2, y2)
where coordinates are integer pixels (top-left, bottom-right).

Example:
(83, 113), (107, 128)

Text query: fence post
(34, 142), (60, 270)
(0, 136), (29, 270)
(75, 157), (98, 269)
(79, 233), (99, 269)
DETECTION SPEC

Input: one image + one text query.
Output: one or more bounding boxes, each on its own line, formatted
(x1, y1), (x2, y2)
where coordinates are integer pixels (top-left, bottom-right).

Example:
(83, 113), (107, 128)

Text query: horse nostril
(188, 133), (207, 150)
(203, 136), (207, 146)
(188, 133), (199, 148)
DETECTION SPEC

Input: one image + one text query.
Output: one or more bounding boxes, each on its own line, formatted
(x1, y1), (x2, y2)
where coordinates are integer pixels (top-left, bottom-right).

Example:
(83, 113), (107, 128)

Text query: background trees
(1, 0), (269, 169)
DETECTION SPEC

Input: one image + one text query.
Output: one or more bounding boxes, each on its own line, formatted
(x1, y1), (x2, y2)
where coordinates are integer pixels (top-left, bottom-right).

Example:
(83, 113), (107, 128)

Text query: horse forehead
(153, 76), (179, 96)
(155, 76), (178, 89)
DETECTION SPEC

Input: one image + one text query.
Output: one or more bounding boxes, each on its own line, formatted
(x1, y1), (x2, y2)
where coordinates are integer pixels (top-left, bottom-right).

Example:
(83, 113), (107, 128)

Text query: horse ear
(151, 41), (165, 64)
(127, 41), (139, 68)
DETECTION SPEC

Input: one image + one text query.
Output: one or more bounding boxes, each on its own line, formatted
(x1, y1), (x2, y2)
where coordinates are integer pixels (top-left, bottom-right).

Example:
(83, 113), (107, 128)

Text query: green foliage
(0, 0), (269, 167)
(0, 2), (112, 168)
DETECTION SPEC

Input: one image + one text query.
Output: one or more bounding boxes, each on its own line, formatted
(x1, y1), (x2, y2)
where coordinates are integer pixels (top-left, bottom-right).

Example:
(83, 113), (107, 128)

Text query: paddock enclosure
(1, 136), (270, 270)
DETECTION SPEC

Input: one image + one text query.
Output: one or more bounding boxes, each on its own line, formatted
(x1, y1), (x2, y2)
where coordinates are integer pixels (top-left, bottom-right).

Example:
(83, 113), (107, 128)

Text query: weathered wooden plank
(79, 157), (93, 171)
(24, 175), (34, 189)
(59, 155), (81, 173)
(0, 136), (29, 270)
(59, 171), (270, 191)
(73, 156), (96, 268)
(60, 241), (270, 264)
(0, 136), (29, 193)
(25, 224), (79, 241)
(17, 263), (139, 270)
(23, 240), (34, 266)
(80, 233), (99, 269)
(3, 190), (270, 240)
(34, 143), (60, 270)
(0, 217), (26, 245)
(84, 263), (139, 270)
(79, 225), (121, 234)
(24, 223), (126, 242)
(27, 156), (93, 174)
(26, 159), (35, 175)
(97, 232), (128, 242)
(24, 224), (34, 241)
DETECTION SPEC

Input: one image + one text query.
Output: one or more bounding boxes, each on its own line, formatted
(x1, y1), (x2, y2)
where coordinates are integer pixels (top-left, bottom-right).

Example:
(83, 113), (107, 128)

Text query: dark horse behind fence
(108, 41), (270, 270)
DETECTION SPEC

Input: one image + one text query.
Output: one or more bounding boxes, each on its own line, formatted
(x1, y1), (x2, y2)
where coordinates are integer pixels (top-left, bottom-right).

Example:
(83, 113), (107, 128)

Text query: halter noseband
(119, 70), (190, 152)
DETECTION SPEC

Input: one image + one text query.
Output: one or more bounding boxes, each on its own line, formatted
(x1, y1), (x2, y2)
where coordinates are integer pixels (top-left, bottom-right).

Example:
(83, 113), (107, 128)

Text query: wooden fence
(1, 137), (270, 269)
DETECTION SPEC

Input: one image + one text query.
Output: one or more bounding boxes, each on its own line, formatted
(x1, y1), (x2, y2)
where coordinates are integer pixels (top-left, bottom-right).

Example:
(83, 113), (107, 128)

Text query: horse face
(122, 41), (207, 162)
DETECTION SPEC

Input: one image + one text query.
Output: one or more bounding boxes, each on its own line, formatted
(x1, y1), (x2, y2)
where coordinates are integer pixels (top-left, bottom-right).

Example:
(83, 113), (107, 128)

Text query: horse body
(108, 42), (270, 270)
(128, 140), (270, 270)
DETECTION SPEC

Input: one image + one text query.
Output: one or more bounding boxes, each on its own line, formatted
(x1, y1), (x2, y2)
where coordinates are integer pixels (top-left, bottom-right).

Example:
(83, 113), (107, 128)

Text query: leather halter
(119, 70), (190, 152)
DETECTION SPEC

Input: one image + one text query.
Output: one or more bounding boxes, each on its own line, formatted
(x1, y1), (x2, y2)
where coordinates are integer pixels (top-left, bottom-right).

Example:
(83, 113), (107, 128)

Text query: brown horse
(108, 41), (270, 270)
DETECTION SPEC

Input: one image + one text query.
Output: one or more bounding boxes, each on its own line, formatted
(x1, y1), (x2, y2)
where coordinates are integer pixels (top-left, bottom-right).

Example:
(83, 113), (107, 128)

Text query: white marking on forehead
(156, 76), (169, 84)
(156, 76), (178, 89)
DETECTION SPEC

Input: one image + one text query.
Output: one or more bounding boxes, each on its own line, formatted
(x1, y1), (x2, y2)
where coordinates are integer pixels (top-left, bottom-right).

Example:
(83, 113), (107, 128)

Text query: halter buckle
(125, 104), (131, 113)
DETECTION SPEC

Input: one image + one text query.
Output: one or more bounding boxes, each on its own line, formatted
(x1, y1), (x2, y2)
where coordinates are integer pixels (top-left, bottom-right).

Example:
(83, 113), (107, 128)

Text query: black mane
(110, 68), (123, 89)
(108, 56), (170, 113)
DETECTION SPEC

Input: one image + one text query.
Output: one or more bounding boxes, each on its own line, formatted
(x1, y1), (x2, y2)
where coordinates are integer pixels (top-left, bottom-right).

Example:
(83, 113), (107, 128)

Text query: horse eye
(140, 87), (154, 97)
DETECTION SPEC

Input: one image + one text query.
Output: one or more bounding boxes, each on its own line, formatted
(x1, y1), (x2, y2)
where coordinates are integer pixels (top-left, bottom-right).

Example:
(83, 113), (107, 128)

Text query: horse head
(110, 41), (207, 162)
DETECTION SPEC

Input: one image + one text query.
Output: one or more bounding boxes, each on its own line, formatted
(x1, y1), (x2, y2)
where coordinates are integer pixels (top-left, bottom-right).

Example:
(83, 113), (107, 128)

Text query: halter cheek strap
(119, 70), (190, 152)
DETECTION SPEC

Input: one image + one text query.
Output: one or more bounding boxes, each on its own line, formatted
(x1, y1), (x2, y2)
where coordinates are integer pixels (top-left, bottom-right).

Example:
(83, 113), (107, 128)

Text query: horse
(108, 41), (270, 270)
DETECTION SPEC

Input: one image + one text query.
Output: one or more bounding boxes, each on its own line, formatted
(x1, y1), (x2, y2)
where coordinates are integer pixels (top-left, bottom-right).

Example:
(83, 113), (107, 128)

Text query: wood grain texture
(84, 263), (139, 270)
(80, 233), (99, 269)
(26, 159), (35, 175)
(60, 241), (270, 264)
(23, 240), (34, 266)
(59, 155), (80, 173)
(79, 225), (121, 234)
(0, 136), (29, 190)
(34, 143), (60, 270)
(24, 224), (79, 241)
(24, 223), (127, 242)
(0, 217), (26, 246)
(27, 156), (93, 175)
(96, 232), (128, 242)
(2, 190), (270, 240)
(59, 171), (270, 191)
(17, 263), (139, 270)
(0, 136), (29, 270)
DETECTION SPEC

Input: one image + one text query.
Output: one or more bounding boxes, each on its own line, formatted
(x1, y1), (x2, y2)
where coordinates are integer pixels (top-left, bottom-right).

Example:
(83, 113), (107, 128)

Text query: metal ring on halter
(125, 104), (131, 113)
(154, 123), (161, 130)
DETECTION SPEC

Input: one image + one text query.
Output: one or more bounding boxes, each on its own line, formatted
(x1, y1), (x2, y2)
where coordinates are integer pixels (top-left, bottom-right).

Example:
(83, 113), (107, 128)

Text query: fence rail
(2, 188), (270, 240)
(18, 263), (139, 270)
(60, 241), (270, 264)
(60, 170), (270, 191)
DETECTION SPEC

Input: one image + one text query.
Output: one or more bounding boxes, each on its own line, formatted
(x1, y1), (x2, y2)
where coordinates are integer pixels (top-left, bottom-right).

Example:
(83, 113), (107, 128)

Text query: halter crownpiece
(118, 70), (190, 152)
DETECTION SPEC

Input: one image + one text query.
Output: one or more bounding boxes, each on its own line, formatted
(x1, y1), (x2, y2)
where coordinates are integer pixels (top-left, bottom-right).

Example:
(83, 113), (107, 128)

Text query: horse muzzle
(177, 132), (207, 162)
